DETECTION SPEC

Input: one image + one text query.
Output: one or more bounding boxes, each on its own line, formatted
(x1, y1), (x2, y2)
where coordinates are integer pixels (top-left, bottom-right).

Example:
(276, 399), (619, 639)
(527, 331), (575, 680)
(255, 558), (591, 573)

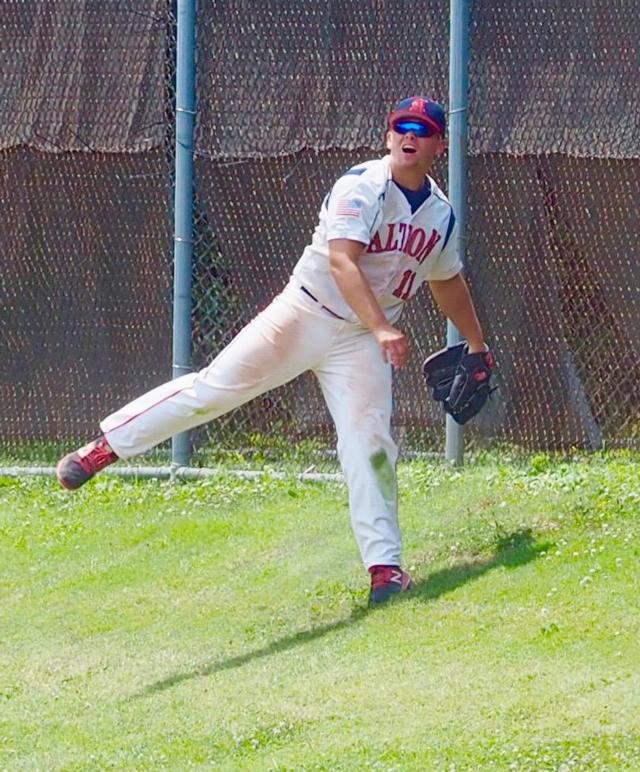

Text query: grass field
(1, 451), (639, 770)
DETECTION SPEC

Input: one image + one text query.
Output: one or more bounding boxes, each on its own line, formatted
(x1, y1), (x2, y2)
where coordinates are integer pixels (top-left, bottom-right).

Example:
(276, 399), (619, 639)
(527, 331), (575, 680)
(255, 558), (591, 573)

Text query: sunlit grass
(1, 451), (638, 769)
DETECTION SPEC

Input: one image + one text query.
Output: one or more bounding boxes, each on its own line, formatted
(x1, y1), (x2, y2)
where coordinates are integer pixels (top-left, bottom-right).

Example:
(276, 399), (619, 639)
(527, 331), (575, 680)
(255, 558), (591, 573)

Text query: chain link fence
(0, 0), (176, 462)
(1, 1), (638, 470)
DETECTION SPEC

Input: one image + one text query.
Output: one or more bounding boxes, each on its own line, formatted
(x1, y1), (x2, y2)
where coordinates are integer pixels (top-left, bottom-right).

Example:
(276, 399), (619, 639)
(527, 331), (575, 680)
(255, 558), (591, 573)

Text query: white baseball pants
(101, 278), (402, 568)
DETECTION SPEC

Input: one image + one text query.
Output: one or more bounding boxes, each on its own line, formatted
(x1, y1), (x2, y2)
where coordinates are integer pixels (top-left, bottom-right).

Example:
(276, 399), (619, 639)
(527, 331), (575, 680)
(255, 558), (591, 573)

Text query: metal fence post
(446, 0), (470, 465)
(171, 0), (197, 467)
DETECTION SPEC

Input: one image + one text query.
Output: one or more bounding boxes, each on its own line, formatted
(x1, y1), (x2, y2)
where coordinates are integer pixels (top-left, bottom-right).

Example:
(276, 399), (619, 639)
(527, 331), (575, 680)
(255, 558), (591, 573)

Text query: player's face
(386, 123), (446, 180)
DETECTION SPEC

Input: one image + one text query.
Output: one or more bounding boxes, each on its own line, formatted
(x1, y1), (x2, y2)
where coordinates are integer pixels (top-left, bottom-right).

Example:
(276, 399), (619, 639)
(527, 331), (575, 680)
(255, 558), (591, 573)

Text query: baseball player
(57, 96), (490, 605)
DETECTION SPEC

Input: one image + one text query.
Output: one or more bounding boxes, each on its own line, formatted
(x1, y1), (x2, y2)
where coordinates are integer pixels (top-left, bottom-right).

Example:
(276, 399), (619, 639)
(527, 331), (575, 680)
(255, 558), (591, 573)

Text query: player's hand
(373, 324), (409, 370)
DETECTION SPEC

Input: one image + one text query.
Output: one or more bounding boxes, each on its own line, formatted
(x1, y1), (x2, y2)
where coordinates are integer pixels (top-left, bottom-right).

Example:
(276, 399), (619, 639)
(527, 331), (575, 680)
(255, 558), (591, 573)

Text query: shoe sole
(369, 578), (413, 606)
(56, 454), (89, 490)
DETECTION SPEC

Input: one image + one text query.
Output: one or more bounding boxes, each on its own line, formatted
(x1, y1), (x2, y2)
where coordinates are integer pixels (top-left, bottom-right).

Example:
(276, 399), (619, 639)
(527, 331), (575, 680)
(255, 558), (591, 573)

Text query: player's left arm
(428, 272), (486, 353)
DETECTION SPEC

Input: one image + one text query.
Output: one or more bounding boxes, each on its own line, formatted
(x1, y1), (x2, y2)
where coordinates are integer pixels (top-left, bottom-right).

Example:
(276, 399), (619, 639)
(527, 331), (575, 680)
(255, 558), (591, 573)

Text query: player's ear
(435, 136), (447, 156)
(385, 130), (393, 151)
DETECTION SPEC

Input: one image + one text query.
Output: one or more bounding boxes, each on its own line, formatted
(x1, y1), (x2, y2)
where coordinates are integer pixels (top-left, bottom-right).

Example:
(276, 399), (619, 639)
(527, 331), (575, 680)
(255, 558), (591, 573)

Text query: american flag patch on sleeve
(335, 198), (363, 218)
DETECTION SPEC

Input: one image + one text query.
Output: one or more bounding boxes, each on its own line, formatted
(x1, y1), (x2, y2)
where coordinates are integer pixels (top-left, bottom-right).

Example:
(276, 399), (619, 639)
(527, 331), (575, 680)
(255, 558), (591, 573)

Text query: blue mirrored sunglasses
(392, 119), (438, 138)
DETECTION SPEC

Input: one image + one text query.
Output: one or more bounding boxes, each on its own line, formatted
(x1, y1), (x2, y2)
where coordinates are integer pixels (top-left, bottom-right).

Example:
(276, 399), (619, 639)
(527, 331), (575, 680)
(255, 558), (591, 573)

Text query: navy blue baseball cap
(388, 96), (446, 136)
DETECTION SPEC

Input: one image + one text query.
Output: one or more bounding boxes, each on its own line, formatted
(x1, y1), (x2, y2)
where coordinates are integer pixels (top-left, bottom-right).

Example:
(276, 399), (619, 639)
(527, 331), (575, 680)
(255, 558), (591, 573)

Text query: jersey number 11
(392, 269), (416, 301)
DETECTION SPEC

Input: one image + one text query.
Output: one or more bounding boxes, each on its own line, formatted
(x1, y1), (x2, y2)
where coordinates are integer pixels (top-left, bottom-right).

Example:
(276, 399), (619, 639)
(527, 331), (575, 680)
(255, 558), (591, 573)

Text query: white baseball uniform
(101, 154), (462, 568)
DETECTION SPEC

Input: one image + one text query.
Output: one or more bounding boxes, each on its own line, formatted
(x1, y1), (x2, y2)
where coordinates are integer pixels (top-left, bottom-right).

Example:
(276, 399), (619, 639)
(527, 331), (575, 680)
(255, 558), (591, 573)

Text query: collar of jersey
(392, 178), (432, 214)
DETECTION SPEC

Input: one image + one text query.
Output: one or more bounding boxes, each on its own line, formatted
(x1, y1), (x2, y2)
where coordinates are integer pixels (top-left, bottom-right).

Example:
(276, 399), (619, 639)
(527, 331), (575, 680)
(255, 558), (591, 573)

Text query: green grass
(1, 451), (639, 770)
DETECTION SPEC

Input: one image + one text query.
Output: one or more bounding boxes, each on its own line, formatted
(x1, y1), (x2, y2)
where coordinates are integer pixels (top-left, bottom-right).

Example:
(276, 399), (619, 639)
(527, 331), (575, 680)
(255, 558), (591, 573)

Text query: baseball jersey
(292, 155), (463, 324)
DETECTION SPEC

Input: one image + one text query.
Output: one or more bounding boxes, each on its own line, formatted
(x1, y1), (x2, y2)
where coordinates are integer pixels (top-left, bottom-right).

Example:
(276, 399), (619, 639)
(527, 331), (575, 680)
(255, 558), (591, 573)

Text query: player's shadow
(134, 528), (549, 699)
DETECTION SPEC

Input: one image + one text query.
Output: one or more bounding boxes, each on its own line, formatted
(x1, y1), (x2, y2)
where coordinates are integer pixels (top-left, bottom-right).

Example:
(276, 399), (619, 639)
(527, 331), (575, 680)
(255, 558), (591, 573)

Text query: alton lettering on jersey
(367, 223), (442, 266)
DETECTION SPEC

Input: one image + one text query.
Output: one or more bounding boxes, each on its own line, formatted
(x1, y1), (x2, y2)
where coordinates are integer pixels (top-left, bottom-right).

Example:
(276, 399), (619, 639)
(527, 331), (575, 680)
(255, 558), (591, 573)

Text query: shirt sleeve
(325, 174), (380, 245)
(427, 218), (464, 280)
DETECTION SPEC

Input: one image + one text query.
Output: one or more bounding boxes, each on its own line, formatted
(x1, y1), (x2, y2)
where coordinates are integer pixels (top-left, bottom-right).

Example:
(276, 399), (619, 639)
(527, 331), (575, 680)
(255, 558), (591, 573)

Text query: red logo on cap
(410, 98), (427, 115)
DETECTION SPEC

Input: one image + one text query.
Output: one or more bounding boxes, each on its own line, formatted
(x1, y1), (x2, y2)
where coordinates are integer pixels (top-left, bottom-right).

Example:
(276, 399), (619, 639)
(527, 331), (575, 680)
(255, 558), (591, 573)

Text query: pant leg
(314, 326), (401, 569)
(101, 285), (341, 458)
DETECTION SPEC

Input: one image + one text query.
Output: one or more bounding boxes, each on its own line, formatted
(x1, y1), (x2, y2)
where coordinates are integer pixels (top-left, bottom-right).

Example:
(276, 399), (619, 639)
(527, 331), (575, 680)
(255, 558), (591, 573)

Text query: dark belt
(300, 285), (345, 320)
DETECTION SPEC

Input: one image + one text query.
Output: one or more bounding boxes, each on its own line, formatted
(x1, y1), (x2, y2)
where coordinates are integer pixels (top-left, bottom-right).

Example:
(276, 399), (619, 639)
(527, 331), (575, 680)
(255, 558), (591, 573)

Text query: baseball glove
(422, 342), (495, 425)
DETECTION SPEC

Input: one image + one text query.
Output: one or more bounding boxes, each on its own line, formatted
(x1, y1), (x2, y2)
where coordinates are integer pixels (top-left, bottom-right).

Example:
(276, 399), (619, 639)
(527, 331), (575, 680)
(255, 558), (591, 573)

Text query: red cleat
(56, 436), (118, 490)
(368, 564), (413, 605)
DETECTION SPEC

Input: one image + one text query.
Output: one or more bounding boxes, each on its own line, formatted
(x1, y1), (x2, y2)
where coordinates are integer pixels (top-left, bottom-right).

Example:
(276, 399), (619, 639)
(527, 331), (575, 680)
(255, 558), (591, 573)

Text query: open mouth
(402, 146), (417, 154)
